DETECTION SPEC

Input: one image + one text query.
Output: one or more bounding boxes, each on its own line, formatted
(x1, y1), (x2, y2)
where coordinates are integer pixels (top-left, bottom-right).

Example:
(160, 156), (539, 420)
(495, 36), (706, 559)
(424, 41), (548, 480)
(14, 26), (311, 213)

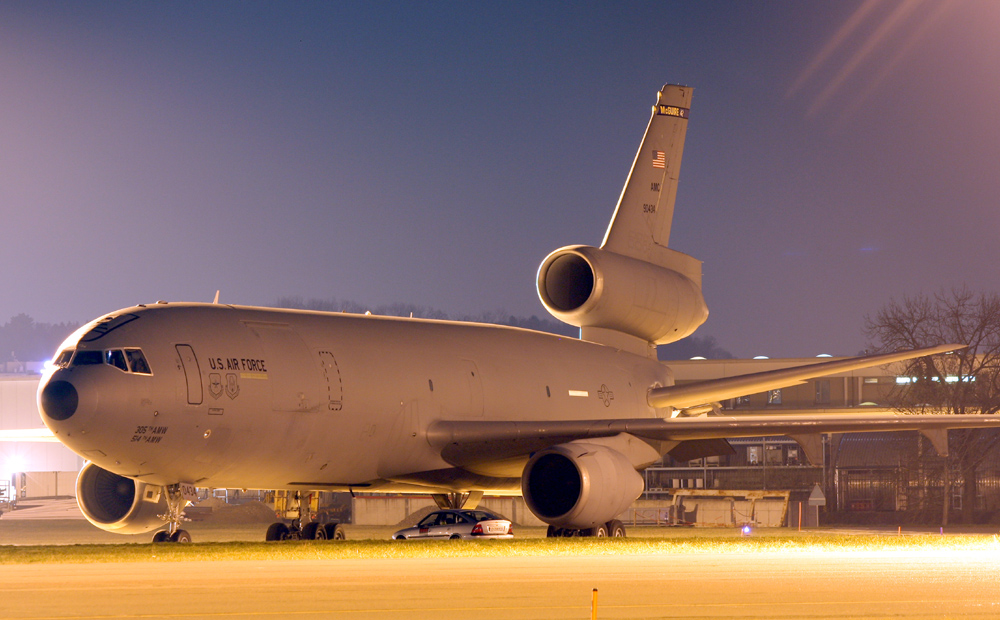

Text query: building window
(767, 389), (782, 405)
(815, 379), (831, 404)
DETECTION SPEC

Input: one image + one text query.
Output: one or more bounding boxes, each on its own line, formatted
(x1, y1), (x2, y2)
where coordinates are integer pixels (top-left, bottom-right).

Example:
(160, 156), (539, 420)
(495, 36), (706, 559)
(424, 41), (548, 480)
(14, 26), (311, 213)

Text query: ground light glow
(1, 534), (998, 565)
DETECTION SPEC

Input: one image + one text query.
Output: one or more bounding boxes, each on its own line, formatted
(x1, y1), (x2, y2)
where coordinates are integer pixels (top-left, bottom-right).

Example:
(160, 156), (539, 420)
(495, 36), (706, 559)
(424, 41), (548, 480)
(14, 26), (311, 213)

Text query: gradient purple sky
(2, 1), (998, 358)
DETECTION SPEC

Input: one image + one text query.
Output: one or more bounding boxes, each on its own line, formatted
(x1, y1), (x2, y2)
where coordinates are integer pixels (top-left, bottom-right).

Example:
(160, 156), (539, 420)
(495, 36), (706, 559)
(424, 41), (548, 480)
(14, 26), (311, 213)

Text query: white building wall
(0, 376), (83, 479)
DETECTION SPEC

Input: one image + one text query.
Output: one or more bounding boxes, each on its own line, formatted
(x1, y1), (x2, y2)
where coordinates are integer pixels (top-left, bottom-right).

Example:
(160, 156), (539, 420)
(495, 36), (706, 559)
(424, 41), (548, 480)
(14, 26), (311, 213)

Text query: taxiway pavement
(1, 548), (998, 619)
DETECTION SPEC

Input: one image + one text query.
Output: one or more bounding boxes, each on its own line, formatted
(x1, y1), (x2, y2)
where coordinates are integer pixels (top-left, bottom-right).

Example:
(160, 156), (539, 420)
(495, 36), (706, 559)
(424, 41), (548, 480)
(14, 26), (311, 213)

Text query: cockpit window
(54, 350), (74, 368)
(71, 350), (104, 366)
(66, 348), (153, 375)
(106, 349), (128, 372)
(125, 349), (152, 375)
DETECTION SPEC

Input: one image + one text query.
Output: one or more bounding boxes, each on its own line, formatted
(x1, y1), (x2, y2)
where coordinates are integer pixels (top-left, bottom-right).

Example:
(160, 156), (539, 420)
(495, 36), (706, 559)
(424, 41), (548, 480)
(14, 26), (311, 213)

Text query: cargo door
(317, 350), (344, 411)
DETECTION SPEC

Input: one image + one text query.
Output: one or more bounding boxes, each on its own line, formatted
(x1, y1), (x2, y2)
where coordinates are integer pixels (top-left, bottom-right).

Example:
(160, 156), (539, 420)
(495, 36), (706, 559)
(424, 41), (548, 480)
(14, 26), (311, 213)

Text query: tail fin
(601, 85), (701, 286)
(537, 84), (707, 358)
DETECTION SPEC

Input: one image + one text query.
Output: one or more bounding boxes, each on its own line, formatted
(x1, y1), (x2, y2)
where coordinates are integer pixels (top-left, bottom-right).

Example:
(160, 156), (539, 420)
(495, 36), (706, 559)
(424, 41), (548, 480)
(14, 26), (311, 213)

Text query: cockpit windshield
(62, 348), (153, 375)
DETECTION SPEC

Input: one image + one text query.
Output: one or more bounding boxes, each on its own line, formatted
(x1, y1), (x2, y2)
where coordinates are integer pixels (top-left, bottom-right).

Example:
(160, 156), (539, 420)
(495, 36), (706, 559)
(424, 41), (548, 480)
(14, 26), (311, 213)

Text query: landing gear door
(175, 344), (203, 405)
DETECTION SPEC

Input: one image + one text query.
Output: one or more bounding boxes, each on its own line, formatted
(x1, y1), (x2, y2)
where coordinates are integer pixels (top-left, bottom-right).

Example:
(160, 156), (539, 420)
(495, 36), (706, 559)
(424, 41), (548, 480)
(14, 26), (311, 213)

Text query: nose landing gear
(151, 484), (193, 543)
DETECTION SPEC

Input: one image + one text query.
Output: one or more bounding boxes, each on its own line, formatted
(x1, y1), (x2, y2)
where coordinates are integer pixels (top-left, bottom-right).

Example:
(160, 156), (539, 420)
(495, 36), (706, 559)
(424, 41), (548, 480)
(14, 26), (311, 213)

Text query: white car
(392, 509), (514, 540)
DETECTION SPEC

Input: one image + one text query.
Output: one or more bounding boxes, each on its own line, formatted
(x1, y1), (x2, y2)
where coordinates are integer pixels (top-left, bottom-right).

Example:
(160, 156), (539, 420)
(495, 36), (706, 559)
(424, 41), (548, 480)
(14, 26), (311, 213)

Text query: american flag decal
(652, 150), (665, 168)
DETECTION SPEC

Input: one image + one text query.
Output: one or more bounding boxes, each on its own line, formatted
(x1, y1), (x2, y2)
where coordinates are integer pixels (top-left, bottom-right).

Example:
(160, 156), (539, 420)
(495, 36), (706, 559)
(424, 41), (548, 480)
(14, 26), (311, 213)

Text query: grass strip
(1, 534), (998, 565)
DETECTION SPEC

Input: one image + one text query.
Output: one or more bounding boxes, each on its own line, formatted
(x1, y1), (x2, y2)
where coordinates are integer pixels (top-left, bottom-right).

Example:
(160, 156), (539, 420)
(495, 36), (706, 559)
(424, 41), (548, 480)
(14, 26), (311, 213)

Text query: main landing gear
(151, 484), (193, 543)
(265, 491), (346, 542)
(547, 519), (626, 538)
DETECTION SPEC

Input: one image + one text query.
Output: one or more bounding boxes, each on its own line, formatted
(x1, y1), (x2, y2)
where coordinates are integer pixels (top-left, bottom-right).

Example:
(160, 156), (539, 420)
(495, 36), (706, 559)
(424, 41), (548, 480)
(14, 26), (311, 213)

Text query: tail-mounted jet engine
(76, 462), (167, 534)
(537, 245), (707, 345)
(521, 442), (644, 530)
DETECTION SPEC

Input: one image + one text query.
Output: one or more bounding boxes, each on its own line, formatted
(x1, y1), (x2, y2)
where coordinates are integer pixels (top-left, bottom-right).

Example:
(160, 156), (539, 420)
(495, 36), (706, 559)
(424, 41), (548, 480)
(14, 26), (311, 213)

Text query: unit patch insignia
(226, 373), (240, 399)
(209, 373), (223, 399)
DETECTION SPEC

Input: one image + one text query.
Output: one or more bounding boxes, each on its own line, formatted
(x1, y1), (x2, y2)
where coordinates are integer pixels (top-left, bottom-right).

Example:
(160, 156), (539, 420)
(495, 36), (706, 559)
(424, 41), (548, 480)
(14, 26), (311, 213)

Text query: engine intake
(537, 245), (707, 345)
(521, 442), (644, 529)
(76, 462), (167, 534)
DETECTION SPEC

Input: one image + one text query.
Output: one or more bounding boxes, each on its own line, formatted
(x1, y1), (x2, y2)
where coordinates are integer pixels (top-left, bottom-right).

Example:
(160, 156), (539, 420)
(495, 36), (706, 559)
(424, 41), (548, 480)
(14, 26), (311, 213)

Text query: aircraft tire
(607, 520), (626, 537)
(302, 522), (326, 540)
(152, 531), (170, 543)
(324, 523), (345, 540)
(266, 522), (290, 541)
(170, 529), (192, 543)
(585, 524), (609, 537)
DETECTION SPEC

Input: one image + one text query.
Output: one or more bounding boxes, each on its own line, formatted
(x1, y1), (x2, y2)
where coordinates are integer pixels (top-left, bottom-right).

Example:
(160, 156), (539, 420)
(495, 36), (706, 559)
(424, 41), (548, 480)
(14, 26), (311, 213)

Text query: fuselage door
(175, 344), (203, 405)
(317, 351), (343, 411)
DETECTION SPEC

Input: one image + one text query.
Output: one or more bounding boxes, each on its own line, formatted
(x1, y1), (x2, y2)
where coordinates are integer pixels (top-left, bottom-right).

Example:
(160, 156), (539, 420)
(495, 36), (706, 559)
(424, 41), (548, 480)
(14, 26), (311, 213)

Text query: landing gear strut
(265, 491), (345, 541)
(152, 484), (193, 543)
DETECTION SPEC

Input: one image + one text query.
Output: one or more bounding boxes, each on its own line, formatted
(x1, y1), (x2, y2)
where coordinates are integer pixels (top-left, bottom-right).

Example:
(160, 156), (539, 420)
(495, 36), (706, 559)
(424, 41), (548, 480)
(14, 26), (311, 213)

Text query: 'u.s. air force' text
(208, 357), (267, 373)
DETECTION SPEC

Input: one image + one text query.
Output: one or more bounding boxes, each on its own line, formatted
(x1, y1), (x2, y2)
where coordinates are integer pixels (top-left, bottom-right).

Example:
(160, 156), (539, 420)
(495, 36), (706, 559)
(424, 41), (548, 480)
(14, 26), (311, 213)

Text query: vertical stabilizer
(601, 85), (697, 282)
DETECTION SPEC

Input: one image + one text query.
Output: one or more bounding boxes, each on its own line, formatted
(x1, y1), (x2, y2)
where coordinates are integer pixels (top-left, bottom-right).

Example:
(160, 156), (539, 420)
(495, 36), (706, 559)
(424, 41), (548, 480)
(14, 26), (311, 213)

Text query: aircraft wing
(649, 344), (960, 410)
(429, 411), (1000, 468)
(428, 344), (995, 468)
(0, 428), (59, 442)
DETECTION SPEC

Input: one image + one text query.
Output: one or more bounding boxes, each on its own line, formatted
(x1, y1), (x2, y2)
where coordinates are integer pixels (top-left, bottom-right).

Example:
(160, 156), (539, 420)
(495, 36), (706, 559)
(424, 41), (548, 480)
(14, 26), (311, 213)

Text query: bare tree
(864, 288), (1000, 525)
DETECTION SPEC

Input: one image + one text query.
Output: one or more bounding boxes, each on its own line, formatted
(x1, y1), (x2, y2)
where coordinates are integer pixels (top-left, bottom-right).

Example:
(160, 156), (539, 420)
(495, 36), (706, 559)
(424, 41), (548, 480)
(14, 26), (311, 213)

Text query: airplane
(36, 83), (1000, 542)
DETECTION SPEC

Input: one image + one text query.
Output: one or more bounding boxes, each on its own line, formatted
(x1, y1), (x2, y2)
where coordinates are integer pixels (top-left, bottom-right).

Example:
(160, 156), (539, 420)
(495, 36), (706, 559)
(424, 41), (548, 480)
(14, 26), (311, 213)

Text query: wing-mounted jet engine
(76, 462), (166, 535)
(521, 441), (642, 536)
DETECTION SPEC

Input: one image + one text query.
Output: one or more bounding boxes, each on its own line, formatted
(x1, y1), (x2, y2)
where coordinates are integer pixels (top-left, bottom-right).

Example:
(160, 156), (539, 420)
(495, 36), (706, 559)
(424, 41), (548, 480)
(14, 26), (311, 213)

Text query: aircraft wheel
(266, 522), (290, 541)
(546, 525), (561, 538)
(325, 523), (345, 540)
(607, 519), (626, 537)
(151, 530), (170, 543)
(302, 522), (326, 540)
(170, 529), (192, 543)
(585, 524), (608, 537)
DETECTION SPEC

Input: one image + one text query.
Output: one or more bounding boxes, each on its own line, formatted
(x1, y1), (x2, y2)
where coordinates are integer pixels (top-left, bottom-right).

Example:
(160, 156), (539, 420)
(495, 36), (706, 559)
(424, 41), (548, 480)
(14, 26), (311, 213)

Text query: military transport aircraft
(36, 84), (1000, 542)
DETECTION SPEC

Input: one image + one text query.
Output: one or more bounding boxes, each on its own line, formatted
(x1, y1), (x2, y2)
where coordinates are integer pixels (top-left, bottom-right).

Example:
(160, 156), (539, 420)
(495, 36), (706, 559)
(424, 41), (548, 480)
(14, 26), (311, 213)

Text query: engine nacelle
(76, 462), (167, 534)
(537, 245), (707, 345)
(521, 442), (644, 529)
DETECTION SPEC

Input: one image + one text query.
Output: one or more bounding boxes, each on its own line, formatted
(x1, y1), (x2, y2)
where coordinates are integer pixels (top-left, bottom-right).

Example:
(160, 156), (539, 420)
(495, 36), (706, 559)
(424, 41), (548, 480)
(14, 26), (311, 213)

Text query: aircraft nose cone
(40, 379), (79, 421)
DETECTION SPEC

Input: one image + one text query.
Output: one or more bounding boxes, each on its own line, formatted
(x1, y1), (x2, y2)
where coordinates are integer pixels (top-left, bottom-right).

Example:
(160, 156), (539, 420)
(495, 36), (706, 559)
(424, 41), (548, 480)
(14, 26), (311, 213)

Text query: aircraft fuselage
(40, 302), (672, 493)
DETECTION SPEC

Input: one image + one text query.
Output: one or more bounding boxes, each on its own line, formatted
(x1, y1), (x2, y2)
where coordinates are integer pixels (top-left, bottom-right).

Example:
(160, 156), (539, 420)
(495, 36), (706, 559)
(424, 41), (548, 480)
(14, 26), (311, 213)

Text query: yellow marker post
(591, 588), (598, 620)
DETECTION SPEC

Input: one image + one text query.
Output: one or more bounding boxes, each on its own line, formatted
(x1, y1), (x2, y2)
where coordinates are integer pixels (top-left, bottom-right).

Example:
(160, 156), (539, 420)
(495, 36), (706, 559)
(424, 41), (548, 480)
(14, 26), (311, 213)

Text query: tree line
(1, 314), (81, 363)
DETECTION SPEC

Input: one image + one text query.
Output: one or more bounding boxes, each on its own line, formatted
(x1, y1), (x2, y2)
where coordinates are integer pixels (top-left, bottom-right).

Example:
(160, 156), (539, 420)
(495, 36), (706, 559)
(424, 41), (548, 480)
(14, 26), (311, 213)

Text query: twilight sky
(1, 1), (998, 358)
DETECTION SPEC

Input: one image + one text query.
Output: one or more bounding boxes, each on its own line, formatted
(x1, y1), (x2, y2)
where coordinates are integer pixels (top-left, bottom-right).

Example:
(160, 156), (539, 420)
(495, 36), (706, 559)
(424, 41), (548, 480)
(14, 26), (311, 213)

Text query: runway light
(741, 524), (752, 536)
(5, 455), (27, 475)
